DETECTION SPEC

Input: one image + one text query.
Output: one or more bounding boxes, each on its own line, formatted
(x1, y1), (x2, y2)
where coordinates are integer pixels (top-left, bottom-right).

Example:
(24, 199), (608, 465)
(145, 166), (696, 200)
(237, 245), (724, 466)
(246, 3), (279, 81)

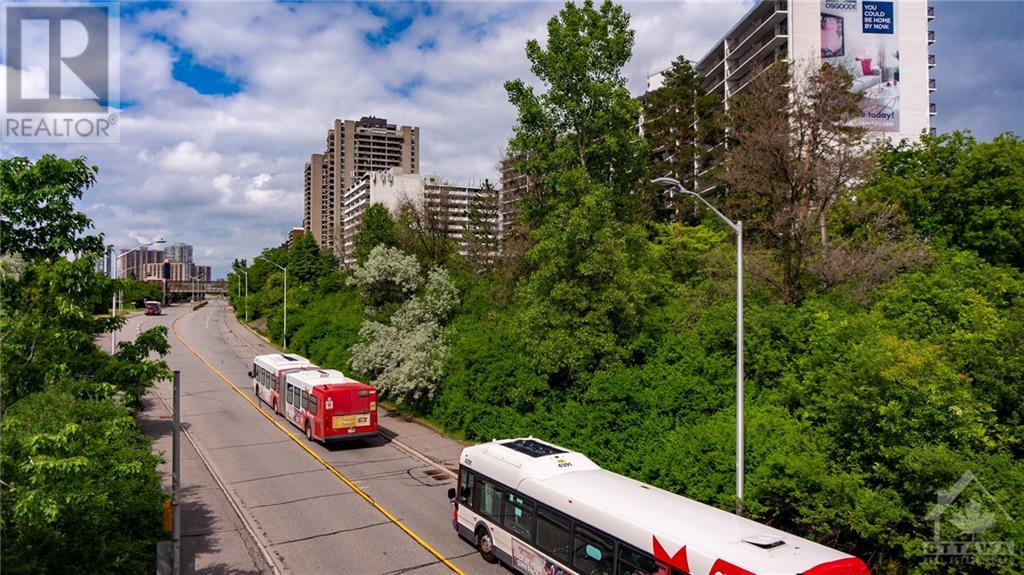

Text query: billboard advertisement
(821, 1), (900, 132)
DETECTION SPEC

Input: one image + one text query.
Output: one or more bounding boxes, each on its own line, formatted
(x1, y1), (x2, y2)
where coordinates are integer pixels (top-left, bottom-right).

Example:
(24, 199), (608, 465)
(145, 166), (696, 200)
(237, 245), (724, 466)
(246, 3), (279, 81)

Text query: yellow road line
(223, 313), (460, 482)
(171, 308), (465, 575)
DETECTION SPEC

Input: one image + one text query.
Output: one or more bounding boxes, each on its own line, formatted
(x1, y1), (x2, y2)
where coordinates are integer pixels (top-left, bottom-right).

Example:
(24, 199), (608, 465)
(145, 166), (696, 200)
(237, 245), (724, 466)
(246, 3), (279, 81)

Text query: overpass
(145, 279), (227, 302)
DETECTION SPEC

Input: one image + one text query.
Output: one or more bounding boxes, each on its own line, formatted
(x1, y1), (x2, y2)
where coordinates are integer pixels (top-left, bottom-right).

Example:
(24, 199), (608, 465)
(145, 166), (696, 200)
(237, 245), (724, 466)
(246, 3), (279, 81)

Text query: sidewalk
(139, 389), (272, 574)
(222, 307), (468, 475)
(116, 308), (273, 574)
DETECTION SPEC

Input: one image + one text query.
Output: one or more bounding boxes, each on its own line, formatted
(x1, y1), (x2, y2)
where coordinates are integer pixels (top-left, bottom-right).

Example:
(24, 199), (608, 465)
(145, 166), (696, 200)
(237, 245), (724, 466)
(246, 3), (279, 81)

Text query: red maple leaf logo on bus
(652, 536), (690, 572)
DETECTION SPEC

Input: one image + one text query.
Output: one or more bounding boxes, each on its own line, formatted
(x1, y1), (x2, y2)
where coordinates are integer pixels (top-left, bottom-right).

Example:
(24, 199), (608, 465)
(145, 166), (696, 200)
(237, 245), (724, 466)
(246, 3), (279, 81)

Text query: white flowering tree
(349, 247), (459, 405)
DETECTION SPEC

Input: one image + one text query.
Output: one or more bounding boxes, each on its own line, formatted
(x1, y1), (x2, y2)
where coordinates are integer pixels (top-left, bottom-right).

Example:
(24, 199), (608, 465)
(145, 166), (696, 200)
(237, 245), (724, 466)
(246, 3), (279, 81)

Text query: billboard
(821, 1), (900, 132)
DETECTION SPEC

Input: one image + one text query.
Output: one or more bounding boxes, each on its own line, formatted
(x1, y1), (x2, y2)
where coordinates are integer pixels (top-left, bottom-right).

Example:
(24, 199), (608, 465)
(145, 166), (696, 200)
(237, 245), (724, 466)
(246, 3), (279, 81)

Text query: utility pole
(172, 370), (181, 575)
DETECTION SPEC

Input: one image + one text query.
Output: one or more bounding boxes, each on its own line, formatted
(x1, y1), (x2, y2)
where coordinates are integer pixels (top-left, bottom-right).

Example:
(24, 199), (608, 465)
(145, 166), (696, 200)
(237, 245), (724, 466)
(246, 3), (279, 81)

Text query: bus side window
(536, 506), (572, 565)
(458, 469), (474, 506)
(502, 492), (535, 542)
(301, 390), (309, 411)
(617, 544), (660, 575)
(573, 524), (613, 575)
(474, 479), (503, 523)
(286, 384), (294, 406)
(309, 395), (318, 415)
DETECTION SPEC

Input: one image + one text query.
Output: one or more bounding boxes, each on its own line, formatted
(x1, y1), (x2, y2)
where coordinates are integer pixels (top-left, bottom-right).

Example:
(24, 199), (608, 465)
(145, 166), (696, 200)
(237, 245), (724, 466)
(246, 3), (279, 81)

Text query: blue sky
(3, 1), (1021, 278)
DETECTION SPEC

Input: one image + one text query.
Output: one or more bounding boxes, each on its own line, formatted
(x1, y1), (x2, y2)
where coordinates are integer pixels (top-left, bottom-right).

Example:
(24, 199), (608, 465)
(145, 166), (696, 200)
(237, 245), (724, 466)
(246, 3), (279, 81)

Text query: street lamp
(237, 270), (249, 323)
(257, 256), (287, 350)
(652, 177), (745, 512)
(112, 238), (166, 351)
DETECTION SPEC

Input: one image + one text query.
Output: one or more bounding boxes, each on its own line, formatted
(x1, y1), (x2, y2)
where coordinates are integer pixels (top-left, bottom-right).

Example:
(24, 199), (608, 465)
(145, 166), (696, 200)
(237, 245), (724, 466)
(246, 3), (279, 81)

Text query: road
(120, 299), (509, 575)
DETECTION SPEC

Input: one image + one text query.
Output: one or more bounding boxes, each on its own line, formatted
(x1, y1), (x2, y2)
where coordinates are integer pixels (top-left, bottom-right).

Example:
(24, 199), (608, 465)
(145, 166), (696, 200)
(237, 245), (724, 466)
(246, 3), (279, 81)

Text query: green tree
(0, 387), (165, 575)
(643, 55), (723, 221)
(0, 155), (169, 574)
(504, 0), (659, 381)
(505, 0), (648, 227)
(718, 61), (871, 303)
(865, 131), (1024, 269)
(0, 155), (105, 260)
(353, 203), (398, 264)
(460, 179), (501, 273)
(288, 232), (337, 283)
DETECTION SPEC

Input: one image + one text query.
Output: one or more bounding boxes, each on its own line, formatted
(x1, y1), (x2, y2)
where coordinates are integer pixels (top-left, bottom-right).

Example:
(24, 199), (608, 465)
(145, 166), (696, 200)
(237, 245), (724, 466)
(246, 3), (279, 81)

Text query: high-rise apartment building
(304, 153), (325, 245)
(95, 249), (114, 278)
(338, 168), (499, 266)
(167, 242), (193, 263)
(117, 247), (165, 279)
(308, 116), (421, 254)
(648, 0), (932, 142)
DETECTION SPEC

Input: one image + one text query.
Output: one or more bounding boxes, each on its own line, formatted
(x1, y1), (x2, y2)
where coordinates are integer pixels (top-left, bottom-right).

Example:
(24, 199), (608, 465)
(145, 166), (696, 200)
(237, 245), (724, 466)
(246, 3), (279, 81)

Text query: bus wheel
(476, 528), (497, 564)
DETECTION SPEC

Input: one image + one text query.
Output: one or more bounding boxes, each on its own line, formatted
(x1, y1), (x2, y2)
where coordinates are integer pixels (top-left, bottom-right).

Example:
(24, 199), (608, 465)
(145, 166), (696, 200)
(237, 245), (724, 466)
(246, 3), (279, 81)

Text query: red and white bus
(249, 353), (317, 412)
(144, 300), (161, 315)
(449, 438), (870, 575)
(281, 369), (378, 442)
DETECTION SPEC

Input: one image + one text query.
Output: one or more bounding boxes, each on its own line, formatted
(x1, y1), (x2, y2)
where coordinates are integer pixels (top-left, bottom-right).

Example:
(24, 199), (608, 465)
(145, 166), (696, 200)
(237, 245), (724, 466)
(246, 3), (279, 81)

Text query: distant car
(144, 301), (161, 315)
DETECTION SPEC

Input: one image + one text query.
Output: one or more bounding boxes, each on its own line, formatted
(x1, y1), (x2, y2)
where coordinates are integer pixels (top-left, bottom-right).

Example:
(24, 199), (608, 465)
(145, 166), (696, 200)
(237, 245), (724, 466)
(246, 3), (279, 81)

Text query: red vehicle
(250, 353), (317, 411)
(144, 300), (161, 315)
(282, 369), (378, 442)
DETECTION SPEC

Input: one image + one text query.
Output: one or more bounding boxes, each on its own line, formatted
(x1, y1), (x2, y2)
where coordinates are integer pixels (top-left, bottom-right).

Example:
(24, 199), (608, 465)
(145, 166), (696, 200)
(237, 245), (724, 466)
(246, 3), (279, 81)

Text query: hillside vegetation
(229, 2), (1024, 573)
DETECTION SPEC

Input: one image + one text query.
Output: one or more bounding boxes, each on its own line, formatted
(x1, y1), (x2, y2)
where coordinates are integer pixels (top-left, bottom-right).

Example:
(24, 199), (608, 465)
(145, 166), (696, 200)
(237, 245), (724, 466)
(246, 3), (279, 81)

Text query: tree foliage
(0, 155), (105, 261)
(1, 387), (165, 575)
(350, 248), (459, 405)
(353, 203), (398, 264)
(643, 55), (723, 220)
(719, 61), (872, 303)
(865, 131), (1024, 269)
(0, 155), (169, 574)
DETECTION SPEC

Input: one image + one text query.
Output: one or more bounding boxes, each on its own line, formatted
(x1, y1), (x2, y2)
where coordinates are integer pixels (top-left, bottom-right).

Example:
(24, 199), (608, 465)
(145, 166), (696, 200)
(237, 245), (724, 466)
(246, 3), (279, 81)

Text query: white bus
(448, 438), (869, 575)
(249, 353), (316, 411)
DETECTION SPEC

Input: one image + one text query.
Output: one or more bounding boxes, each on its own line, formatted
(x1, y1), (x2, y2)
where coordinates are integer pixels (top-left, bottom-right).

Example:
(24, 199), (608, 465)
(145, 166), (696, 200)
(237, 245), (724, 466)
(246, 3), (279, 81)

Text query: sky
(2, 0), (1022, 279)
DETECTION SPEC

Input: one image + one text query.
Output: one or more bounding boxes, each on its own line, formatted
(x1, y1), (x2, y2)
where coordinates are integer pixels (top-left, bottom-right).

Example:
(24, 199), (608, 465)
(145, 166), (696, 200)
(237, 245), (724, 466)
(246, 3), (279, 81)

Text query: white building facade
(649, 0), (933, 142)
(339, 168), (499, 266)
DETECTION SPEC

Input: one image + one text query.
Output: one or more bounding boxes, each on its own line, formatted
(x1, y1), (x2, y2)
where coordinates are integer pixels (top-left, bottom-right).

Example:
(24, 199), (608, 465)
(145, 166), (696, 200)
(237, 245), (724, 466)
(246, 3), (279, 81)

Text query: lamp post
(652, 177), (745, 512)
(257, 256), (287, 350)
(238, 270), (249, 323)
(112, 238), (165, 351)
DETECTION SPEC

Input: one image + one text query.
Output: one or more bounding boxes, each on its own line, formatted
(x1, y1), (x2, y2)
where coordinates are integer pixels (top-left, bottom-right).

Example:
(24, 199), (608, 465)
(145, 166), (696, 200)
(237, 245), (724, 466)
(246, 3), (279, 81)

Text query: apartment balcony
(728, 34), (787, 89)
(929, 78), (936, 92)
(928, 54), (936, 68)
(928, 30), (935, 45)
(930, 102), (937, 116)
(727, 2), (787, 58)
(928, 6), (934, 20)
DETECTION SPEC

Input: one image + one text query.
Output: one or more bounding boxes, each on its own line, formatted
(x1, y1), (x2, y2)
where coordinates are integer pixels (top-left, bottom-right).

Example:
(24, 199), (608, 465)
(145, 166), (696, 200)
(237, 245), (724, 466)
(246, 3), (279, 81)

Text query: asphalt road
(121, 299), (509, 575)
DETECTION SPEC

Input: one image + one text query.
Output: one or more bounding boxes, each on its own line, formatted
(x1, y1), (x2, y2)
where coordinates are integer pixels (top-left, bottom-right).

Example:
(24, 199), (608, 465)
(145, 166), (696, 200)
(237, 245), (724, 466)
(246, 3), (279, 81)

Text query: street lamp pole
(652, 177), (744, 512)
(257, 256), (287, 350)
(238, 270), (249, 323)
